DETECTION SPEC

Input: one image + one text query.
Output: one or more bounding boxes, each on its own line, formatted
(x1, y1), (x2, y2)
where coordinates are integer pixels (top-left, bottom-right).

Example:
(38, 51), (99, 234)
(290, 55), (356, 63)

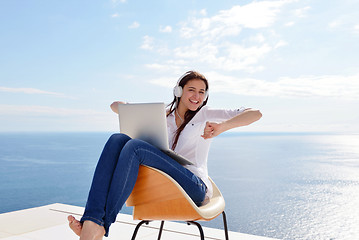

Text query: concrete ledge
(0, 203), (278, 240)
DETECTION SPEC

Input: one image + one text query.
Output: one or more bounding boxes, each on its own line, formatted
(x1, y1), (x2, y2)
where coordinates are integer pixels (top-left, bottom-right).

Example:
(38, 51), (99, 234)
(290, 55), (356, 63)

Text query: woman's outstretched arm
(201, 109), (262, 139)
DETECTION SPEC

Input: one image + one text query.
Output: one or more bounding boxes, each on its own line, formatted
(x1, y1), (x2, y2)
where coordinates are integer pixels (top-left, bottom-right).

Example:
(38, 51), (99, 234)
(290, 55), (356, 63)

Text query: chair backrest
(126, 165), (225, 221)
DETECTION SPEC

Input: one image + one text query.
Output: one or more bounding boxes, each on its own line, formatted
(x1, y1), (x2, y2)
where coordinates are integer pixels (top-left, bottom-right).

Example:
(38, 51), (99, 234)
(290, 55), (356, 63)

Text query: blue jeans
(80, 133), (207, 237)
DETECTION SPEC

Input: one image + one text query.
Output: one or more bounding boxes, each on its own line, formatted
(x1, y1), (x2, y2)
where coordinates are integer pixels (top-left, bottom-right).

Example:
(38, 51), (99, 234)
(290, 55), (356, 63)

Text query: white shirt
(167, 105), (245, 199)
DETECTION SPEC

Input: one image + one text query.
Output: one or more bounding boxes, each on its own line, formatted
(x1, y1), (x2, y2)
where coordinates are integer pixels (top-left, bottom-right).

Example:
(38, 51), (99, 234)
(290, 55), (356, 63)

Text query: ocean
(0, 132), (358, 240)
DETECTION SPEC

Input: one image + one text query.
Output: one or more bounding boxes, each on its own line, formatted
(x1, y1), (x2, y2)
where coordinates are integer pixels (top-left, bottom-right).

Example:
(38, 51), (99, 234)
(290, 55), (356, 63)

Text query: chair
(126, 165), (229, 240)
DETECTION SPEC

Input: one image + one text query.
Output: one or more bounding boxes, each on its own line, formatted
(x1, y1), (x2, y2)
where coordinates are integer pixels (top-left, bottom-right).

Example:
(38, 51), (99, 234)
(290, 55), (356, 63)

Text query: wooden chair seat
(125, 165), (229, 240)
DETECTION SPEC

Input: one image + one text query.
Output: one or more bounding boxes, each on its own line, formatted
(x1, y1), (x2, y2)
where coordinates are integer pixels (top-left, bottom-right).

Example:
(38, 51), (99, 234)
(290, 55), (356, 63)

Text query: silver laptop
(118, 102), (193, 165)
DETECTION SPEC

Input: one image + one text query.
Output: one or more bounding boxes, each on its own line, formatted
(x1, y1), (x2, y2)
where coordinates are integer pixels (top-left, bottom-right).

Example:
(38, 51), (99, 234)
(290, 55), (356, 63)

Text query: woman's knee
(122, 139), (144, 152)
(108, 133), (131, 144)
(121, 139), (150, 161)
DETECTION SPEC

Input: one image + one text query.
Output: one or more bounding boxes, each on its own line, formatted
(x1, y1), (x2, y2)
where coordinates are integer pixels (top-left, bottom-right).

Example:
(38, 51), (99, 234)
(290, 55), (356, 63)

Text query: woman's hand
(201, 121), (223, 139)
(110, 101), (127, 114)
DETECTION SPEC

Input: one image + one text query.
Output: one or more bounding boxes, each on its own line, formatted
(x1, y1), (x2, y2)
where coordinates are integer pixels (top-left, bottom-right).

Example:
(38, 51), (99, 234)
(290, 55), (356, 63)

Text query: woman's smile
(189, 99), (200, 104)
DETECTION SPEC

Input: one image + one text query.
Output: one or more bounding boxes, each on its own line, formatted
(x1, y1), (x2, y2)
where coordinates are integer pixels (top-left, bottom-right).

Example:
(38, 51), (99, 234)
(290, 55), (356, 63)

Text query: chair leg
(131, 217), (226, 240)
(222, 211), (229, 240)
(187, 221), (205, 240)
(157, 221), (165, 240)
(131, 220), (150, 240)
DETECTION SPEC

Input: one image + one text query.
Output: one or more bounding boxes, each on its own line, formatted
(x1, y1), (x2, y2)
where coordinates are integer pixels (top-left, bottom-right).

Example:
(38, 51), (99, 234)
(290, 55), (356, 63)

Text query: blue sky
(0, 0), (358, 133)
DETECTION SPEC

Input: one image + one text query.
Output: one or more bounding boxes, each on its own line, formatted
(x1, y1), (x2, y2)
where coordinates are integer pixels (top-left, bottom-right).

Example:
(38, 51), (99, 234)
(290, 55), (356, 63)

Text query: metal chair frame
(130, 211), (229, 240)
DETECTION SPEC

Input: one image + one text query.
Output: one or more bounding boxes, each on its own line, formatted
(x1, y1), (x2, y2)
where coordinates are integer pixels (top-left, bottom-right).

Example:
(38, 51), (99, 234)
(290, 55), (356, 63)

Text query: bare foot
(68, 215), (82, 236)
(80, 220), (106, 240)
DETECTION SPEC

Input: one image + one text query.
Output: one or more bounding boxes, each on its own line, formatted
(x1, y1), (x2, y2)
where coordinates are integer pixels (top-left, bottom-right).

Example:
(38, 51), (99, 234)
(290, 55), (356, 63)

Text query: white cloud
(111, 13), (120, 18)
(0, 104), (116, 131)
(293, 6), (311, 18)
(221, 43), (271, 71)
(0, 86), (69, 98)
(275, 74), (359, 99)
(250, 33), (266, 43)
(149, 76), (178, 88)
(199, 9), (207, 16)
(214, 73), (359, 99)
(144, 63), (168, 71)
(111, 0), (126, 4)
(128, 21), (140, 29)
(150, 72), (359, 100)
(328, 13), (359, 34)
(139, 36), (171, 55)
(180, 0), (294, 40)
(173, 41), (218, 59)
(140, 1), (297, 73)
(140, 35), (154, 50)
(110, 0), (126, 8)
(328, 19), (342, 29)
(169, 41), (271, 72)
(0, 104), (103, 117)
(145, 61), (188, 74)
(159, 25), (172, 33)
(274, 40), (288, 48)
(285, 21), (295, 27)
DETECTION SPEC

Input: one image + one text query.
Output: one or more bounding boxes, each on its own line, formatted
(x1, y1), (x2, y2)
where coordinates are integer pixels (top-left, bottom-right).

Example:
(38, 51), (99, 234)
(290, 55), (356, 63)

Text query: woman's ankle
(80, 220), (105, 240)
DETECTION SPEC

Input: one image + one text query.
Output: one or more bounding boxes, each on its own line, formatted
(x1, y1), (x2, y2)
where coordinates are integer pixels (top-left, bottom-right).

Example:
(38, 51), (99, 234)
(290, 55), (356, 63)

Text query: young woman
(68, 71), (262, 240)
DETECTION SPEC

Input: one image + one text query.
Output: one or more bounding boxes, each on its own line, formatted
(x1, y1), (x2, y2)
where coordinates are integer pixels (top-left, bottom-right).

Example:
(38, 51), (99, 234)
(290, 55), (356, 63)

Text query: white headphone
(173, 71), (209, 99)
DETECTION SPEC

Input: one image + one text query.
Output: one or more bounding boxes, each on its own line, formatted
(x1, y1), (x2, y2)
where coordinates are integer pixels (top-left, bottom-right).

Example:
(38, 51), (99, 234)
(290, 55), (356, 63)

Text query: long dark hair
(167, 71), (209, 150)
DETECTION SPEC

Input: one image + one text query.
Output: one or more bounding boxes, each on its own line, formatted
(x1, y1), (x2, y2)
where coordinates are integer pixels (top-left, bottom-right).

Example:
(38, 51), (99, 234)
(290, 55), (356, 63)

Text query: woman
(68, 71), (262, 239)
